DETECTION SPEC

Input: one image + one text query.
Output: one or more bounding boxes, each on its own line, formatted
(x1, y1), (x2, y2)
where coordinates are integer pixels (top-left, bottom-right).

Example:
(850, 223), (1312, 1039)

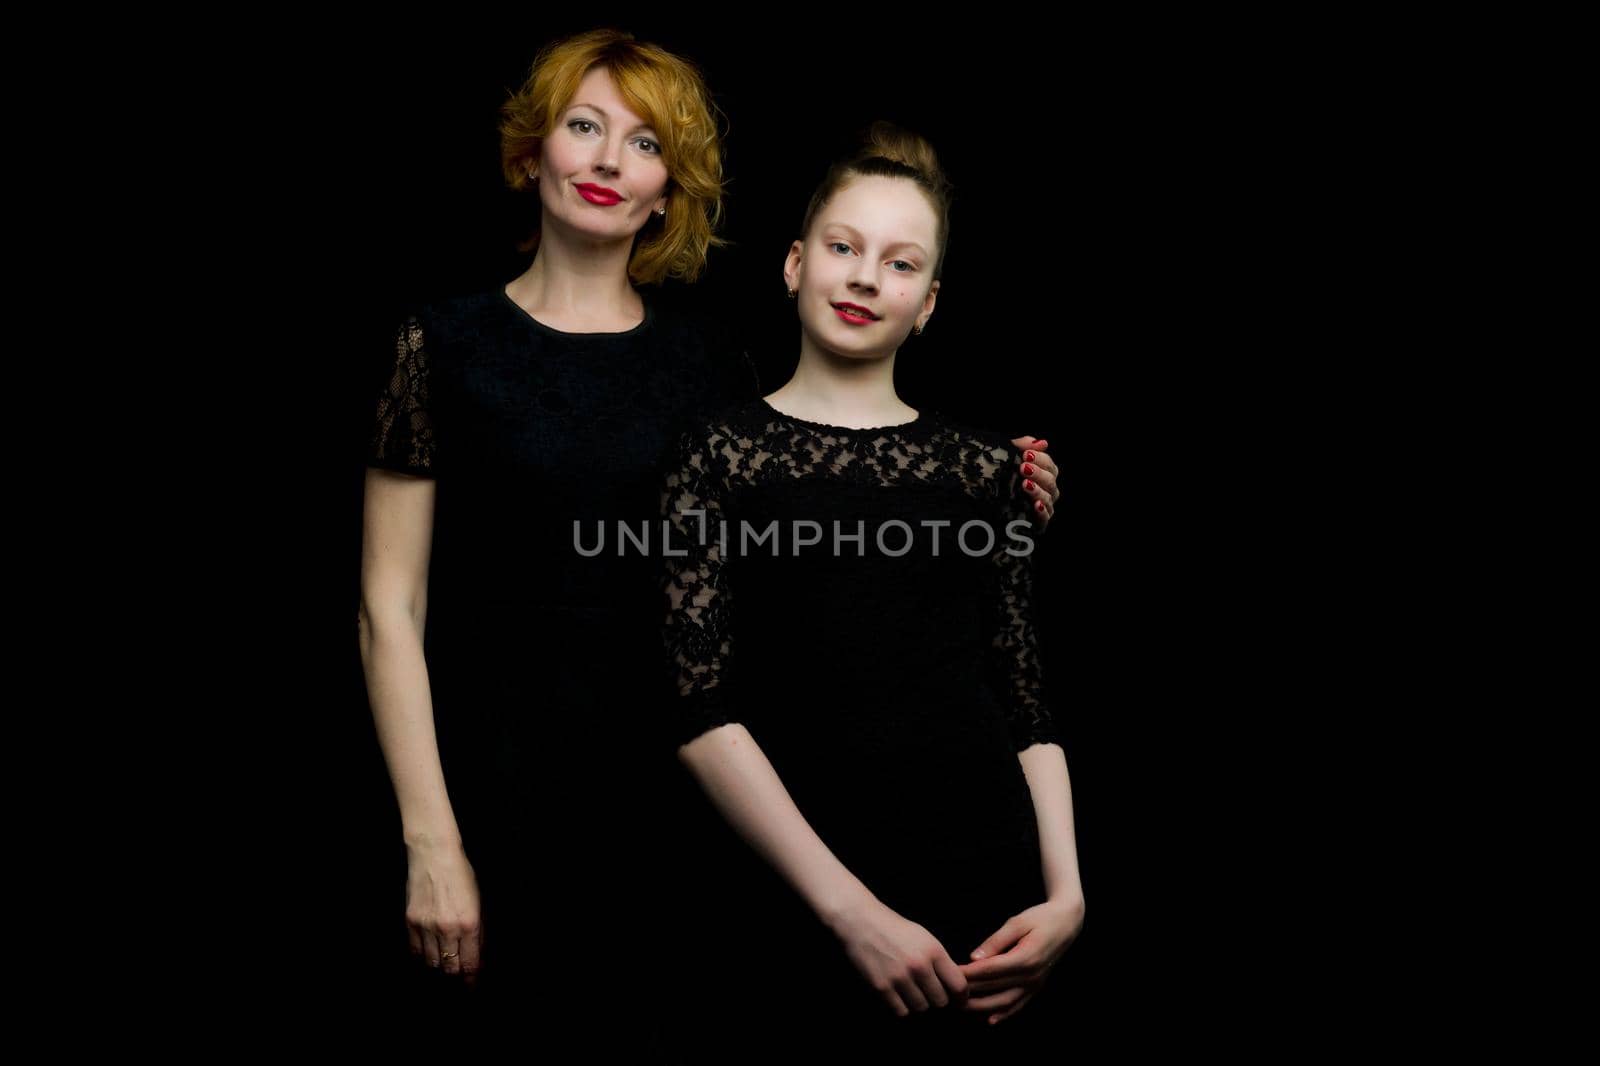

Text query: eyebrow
(824, 223), (927, 257)
(565, 102), (657, 135)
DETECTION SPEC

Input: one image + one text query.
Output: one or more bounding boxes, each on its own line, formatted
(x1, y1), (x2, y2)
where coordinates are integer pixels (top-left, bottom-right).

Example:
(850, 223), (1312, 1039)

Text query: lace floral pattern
(369, 315), (437, 476)
(662, 401), (1059, 753)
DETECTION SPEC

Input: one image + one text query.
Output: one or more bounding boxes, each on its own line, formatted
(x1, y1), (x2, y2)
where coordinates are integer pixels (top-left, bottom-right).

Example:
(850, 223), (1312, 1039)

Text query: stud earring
(912, 324), (923, 335)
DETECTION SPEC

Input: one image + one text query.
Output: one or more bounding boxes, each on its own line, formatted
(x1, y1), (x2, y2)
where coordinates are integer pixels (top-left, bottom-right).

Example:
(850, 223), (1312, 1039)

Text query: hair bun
(851, 120), (952, 198)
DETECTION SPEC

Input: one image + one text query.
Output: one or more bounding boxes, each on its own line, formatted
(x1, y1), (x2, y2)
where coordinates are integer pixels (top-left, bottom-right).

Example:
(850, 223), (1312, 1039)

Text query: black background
(207, 16), (1299, 1038)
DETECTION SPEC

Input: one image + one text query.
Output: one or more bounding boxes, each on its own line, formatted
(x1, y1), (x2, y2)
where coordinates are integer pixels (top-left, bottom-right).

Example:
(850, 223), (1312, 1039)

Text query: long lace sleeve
(990, 452), (1060, 752)
(660, 426), (739, 747)
(367, 314), (437, 477)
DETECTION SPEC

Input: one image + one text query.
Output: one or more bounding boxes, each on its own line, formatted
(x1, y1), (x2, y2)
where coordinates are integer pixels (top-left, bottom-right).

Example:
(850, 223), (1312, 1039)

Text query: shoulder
(667, 398), (773, 476)
(914, 409), (1028, 515)
(637, 286), (722, 350)
(921, 409), (1022, 472)
(644, 284), (721, 331)
(393, 288), (505, 342)
(640, 283), (697, 327)
(677, 397), (770, 445)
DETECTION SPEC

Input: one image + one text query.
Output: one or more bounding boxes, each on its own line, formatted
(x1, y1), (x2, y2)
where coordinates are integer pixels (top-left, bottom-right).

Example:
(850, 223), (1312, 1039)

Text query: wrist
(810, 879), (877, 934)
(402, 826), (463, 852)
(1046, 888), (1085, 918)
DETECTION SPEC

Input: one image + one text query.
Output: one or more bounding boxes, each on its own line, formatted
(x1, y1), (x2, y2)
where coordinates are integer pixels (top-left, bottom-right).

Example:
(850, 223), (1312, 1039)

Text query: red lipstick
(832, 302), (878, 324)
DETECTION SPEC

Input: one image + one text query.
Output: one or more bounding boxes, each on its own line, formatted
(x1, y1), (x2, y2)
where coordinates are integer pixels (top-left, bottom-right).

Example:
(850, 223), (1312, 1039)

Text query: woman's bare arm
(357, 467), (458, 847)
(359, 467), (483, 978)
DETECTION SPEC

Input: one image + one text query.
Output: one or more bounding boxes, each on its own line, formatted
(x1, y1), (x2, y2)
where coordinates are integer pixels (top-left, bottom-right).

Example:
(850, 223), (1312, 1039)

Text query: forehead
(565, 67), (653, 125)
(817, 176), (938, 244)
(574, 65), (621, 98)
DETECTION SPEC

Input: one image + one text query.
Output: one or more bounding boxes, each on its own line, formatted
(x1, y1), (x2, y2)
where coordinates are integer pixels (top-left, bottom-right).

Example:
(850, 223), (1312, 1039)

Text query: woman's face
(533, 66), (670, 242)
(785, 174), (940, 358)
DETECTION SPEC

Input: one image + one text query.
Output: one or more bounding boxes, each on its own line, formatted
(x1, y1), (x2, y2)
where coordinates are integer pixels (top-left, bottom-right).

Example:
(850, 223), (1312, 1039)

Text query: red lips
(832, 302), (878, 319)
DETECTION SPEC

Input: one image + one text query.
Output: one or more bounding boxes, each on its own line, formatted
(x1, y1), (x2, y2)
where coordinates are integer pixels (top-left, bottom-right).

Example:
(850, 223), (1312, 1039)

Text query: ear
(783, 239), (804, 291)
(922, 279), (939, 317)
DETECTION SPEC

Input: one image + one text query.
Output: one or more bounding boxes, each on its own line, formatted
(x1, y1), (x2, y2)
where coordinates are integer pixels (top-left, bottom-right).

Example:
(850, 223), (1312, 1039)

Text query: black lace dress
(658, 398), (1063, 1039)
(366, 284), (759, 1013)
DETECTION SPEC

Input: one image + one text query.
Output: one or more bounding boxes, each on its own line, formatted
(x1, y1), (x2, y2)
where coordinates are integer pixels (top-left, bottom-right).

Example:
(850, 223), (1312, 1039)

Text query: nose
(593, 134), (623, 177)
(847, 256), (880, 294)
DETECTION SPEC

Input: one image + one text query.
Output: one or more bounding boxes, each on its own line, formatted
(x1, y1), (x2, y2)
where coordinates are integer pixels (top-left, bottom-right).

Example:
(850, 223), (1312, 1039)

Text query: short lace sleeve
(990, 449), (1060, 752)
(367, 314), (436, 477)
(660, 425), (740, 748)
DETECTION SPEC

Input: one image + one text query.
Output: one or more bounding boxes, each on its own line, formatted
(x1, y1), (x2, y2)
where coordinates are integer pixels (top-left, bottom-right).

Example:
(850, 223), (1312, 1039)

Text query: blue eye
(830, 241), (852, 254)
(891, 260), (914, 272)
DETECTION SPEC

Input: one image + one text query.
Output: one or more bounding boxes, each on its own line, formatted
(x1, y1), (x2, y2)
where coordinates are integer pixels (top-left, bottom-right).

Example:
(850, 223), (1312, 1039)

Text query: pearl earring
(786, 288), (796, 299)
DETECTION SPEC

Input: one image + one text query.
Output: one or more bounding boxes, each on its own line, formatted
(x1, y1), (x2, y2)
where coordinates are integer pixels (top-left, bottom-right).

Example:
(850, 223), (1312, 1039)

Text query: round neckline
(759, 397), (925, 432)
(499, 284), (654, 338)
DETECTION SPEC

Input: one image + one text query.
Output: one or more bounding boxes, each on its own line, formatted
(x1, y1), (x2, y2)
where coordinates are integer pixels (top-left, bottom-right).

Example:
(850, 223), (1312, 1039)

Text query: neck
(510, 217), (640, 318)
(768, 336), (913, 426)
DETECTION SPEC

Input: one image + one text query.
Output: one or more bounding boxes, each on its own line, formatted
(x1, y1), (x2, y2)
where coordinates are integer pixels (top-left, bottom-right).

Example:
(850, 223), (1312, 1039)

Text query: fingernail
(1021, 463), (1034, 475)
(972, 949), (987, 959)
(1025, 451), (1035, 461)
(1036, 501), (1045, 513)
(1024, 480), (1035, 492)
(1035, 439), (1048, 449)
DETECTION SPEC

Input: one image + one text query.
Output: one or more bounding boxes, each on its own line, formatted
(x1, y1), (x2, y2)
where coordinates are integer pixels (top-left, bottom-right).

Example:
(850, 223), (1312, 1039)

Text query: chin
(565, 218), (641, 243)
(815, 336), (893, 362)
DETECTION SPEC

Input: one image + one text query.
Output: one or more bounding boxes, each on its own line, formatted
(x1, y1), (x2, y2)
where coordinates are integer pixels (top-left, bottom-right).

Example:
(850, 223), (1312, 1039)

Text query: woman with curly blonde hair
(357, 27), (1061, 1031)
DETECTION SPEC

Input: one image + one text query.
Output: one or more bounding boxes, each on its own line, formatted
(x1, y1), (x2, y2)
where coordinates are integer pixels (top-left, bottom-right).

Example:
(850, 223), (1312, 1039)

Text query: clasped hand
(834, 894), (1083, 1024)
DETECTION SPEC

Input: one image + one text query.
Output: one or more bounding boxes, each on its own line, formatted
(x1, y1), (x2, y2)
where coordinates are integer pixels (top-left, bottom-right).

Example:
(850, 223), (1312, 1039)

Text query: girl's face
(533, 66), (670, 242)
(785, 174), (940, 358)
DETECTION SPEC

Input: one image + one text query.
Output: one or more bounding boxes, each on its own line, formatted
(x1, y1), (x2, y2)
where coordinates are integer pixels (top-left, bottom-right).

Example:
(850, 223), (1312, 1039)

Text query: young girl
(660, 122), (1085, 1042)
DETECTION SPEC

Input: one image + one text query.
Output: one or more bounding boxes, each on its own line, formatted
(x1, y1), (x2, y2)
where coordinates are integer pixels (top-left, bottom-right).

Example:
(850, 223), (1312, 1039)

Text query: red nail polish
(1035, 440), (1048, 449)
(1036, 501), (1045, 513)
(1025, 451), (1035, 461)
(1021, 463), (1034, 475)
(1024, 480), (1035, 491)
